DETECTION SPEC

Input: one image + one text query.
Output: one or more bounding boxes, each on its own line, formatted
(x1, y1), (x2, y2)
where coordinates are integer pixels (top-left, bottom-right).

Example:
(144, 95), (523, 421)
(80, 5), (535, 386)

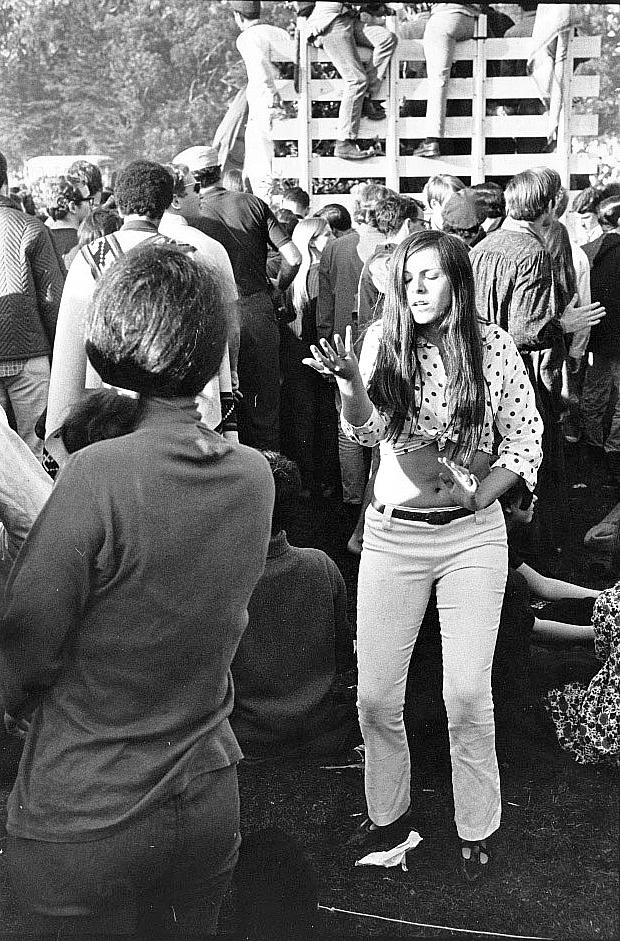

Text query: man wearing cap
(0, 150), (64, 460)
(174, 145), (301, 451)
(231, 0), (294, 200)
(440, 189), (486, 248)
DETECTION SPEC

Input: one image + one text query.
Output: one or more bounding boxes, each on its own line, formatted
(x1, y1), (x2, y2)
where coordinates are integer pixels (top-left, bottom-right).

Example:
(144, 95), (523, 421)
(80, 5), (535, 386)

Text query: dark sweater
(0, 197), (64, 359)
(583, 231), (620, 356)
(230, 531), (355, 754)
(0, 397), (274, 841)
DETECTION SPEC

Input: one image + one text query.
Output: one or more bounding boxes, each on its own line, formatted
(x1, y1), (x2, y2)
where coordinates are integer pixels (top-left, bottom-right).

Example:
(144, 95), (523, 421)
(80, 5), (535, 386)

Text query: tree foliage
(0, 0), (291, 172)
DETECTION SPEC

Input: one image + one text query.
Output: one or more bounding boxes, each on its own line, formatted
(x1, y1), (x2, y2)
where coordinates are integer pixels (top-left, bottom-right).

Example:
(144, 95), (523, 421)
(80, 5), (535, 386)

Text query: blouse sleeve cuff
(493, 453), (541, 492)
(340, 404), (388, 446)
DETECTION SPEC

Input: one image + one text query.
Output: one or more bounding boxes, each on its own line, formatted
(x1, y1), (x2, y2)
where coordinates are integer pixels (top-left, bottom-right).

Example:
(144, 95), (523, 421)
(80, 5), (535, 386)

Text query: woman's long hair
(289, 217), (330, 338)
(545, 219), (577, 314)
(367, 230), (487, 466)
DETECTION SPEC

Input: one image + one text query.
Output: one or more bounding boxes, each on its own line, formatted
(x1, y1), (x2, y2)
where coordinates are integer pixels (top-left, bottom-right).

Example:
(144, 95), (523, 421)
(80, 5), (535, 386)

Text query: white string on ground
(318, 905), (552, 940)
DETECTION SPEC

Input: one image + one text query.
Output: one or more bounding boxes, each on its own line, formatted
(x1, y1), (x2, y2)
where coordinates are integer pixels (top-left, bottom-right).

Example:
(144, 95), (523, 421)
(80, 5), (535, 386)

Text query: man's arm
(274, 240), (302, 293)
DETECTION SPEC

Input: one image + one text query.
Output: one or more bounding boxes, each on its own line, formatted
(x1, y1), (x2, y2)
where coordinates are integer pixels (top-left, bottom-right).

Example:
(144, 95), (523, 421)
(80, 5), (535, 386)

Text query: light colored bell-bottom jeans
(357, 500), (507, 842)
(423, 10), (477, 139)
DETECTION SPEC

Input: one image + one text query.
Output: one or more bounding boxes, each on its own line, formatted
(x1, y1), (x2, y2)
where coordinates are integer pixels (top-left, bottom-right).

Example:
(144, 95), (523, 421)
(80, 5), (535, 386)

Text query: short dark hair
(261, 451), (302, 535)
(67, 160), (103, 197)
(0, 151), (7, 189)
(598, 195), (620, 229)
(77, 208), (122, 248)
(60, 389), (146, 453)
(194, 165), (221, 188)
(282, 185), (310, 214)
(162, 162), (188, 198)
(46, 180), (90, 221)
(498, 476), (531, 512)
(469, 182), (505, 219)
(314, 203), (352, 233)
(114, 160), (173, 218)
(571, 186), (602, 215)
(374, 195), (419, 236)
(505, 168), (557, 221)
(85, 243), (229, 398)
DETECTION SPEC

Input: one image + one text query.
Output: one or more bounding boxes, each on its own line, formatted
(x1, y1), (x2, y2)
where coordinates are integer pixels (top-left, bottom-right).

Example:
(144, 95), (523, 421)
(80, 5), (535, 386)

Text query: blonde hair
(289, 217), (330, 337)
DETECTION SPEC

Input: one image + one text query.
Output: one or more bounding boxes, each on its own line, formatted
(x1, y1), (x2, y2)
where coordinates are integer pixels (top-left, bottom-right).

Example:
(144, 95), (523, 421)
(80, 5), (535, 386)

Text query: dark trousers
(279, 327), (340, 493)
(5, 763), (240, 938)
(236, 292), (280, 451)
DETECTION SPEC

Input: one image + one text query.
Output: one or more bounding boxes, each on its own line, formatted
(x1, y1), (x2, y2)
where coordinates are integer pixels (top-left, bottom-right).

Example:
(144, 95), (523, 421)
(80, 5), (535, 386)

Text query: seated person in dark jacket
(231, 452), (361, 759)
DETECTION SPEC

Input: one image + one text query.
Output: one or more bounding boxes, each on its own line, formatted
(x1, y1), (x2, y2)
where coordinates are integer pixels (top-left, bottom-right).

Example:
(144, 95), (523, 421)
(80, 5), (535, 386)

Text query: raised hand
(437, 456), (479, 510)
(560, 294), (606, 334)
(303, 325), (361, 383)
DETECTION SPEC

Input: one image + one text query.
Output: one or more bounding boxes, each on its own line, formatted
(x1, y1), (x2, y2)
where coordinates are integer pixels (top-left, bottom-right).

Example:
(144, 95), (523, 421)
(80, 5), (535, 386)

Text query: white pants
(357, 500), (507, 841)
(243, 105), (273, 203)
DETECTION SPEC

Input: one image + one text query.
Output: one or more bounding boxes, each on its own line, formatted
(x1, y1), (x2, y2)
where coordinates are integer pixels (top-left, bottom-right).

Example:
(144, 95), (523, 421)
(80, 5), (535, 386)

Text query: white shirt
(236, 23), (293, 109)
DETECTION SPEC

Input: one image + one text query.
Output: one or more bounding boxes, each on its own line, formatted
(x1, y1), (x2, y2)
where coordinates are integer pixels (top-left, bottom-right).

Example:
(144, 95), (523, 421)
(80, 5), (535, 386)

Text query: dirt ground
(0, 438), (618, 940)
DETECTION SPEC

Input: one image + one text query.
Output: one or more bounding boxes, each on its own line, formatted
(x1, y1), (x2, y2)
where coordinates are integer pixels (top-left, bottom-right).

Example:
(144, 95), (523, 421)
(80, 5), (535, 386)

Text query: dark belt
(371, 498), (473, 525)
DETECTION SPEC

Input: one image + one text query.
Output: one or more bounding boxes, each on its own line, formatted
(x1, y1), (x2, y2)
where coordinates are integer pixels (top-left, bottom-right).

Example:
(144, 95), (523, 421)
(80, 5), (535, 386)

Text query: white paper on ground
(354, 830), (423, 871)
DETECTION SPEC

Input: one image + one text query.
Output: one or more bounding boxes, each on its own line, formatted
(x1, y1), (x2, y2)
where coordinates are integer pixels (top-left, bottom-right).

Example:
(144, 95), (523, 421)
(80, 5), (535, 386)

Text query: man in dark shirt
(174, 145), (301, 450)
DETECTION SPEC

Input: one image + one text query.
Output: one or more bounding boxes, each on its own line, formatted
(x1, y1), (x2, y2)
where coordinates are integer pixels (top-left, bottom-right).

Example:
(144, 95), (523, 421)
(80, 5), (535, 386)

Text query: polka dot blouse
(340, 320), (543, 491)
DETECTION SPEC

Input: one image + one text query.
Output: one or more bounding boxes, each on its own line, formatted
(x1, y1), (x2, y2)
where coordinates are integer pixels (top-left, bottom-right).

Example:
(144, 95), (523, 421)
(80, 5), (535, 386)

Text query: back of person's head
(599, 181), (620, 201)
(374, 194), (420, 237)
(314, 202), (352, 235)
(281, 184), (310, 217)
(597, 194), (620, 229)
(441, 189), (486, 246)
(571, 185), (602, 215)
(469, 182), (505, 219)
(274, 207), (299, 239)
(67, 160), (103, 198)
(352, 182), (391, 227)
(422, 174), (465, 209)
(235, 827), (318, 940)
(222, 167), (245, 192)
(0, 151), (7, 190)
(162, 162), (189, 199)
(45, 179), (90, 221)
(530, 165), (562, 203)
(261, 451), (302, 535)
(77, 208), (122, 248)
(498, 475), (532, 514)
(85, 243), (229, 398)
(114, 160), (173, 219)
(505, 168), (556, 221)
(231, 0), (261, 20)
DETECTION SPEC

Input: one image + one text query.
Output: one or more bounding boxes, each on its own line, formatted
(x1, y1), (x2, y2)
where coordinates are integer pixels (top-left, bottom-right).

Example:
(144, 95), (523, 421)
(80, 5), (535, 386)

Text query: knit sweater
(0, 197), (64, 360)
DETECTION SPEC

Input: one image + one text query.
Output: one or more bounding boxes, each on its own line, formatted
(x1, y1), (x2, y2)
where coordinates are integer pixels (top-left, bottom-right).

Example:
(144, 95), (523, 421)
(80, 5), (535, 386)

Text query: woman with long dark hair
(305, 230), (543, 880)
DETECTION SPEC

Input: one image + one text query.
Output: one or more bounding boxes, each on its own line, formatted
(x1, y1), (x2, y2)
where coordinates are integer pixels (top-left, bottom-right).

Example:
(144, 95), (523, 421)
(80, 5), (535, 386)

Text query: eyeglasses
(446, 225), (480, 238)
(184, 181), (200, 194)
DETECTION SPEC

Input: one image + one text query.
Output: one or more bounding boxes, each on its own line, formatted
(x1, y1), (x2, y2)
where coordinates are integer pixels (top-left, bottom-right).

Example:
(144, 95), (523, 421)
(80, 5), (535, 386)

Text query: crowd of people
(0, 5), (618, 936)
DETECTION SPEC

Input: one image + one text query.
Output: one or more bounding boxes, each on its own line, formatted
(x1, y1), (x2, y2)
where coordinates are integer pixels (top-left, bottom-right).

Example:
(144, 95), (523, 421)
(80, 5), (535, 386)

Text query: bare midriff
(373, 440), (492, 508)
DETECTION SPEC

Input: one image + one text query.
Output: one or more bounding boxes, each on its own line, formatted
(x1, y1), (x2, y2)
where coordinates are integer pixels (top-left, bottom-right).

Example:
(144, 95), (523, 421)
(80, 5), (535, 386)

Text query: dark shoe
(459, 839), (491, 884)
(334, 139), (374, 160)
(347, 806), (416, 853)
(362, 98), (387, 120)
(413, 139), (440, 158)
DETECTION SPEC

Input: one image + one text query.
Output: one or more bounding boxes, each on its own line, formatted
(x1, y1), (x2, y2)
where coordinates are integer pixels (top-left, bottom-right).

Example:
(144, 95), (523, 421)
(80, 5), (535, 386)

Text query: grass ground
(0, 439), (618, 940)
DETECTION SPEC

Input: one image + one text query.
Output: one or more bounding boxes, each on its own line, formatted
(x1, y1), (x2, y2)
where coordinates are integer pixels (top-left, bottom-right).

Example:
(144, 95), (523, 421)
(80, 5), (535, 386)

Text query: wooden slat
(484, 74), (599, 98)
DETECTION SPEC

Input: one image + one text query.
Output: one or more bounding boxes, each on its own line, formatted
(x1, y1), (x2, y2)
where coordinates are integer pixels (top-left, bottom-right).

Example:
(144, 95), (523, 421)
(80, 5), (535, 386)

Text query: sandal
(459, 839), (491, 883)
